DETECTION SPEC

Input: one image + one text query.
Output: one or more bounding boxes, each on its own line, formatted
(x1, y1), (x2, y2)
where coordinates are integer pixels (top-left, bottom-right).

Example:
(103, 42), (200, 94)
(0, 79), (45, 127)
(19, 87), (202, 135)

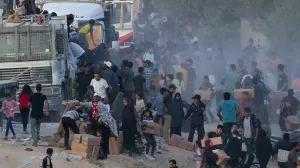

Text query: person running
(29, 84), (49, 147)
(2, 93), (18, 140)
(19, 84), (33, 134)
(61, 107), (83, 150)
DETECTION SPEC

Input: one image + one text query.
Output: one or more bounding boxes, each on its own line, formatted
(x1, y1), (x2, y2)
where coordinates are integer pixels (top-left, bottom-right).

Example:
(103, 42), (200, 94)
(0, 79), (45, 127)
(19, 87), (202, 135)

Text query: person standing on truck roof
(29, 84), (49, 147)
(79, 19), (96, 50)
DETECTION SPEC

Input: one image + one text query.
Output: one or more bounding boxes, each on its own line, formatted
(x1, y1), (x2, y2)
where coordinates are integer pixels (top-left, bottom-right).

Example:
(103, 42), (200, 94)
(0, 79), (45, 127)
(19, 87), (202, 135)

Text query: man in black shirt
(281, 89), (300, 115)
(161, 84), (176, 141)
(274, 133), (293, 168)
(184, 94), (206, 142)
(29, 84), (49, 147)
(207, 124), (224, 138)
(277, 64), (288, 91)
(132, 67), (146, 97)
(75, 65), (93, 101)
(42, 148), (53, 168)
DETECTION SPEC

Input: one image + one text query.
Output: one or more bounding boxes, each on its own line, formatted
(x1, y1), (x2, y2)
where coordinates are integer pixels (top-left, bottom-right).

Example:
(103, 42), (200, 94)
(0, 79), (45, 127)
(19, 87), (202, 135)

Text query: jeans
(163, 115), (171, 141)
(223, 122), (234, 146)
(143, 133), (156, 155)
(62, 117), (80, 147)
(5, 117), (15, 136)
(31, 117), (42, 142)
(188, 124), (205, 142)
(20, 107), (30, 131)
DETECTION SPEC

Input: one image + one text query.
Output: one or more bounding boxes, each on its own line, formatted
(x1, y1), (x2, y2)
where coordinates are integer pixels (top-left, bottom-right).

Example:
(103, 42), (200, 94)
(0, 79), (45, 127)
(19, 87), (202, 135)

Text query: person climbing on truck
(79, 19), (96, 49)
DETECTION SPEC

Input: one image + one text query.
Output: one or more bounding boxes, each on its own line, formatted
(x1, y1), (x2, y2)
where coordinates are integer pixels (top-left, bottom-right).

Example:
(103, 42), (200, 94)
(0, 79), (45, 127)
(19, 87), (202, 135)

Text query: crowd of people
(3, 1), (300, 168)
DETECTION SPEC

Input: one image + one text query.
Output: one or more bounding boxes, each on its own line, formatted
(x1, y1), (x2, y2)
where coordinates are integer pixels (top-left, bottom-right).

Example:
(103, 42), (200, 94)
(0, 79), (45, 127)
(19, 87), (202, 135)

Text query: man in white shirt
(90, 72), (109, 99)
(143, 47), (156, 64)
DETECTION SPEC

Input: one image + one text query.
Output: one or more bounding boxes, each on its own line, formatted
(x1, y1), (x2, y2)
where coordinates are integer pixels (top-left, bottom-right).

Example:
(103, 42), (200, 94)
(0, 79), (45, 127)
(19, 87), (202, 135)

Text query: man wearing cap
(160, 84), (176, 141)
(101, 61), (114, 85)
(184, 94), (206, 142)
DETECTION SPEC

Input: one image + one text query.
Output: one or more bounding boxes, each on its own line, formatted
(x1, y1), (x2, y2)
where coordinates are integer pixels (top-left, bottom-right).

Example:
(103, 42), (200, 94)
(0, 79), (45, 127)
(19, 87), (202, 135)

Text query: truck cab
(40, 1), (109, 50)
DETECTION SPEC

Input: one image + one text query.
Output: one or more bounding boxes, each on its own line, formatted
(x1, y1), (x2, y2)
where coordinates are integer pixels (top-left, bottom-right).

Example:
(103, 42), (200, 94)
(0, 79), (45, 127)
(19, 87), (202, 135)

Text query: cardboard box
(154, 124), (163, 137)
(287, 115), (300, 124)
(201, 137), (222, 147)
(234, 89), (254, 99)
(118, 131), (123, 143)
(48, 139), (57, 147)
(80, 122), (93, 133)
(169, 134), (183, 147)
(183, 141), (194, 152)
(71, 142), (93, 153)
(82, 136), (101, 146)
(73, 134), (91, 144)
(71, 150), (90, 159)
(91, 145), (101, 160)
(215, 150), (230, 165)
(144, 127), (155, 134)
(194, 90), (214, 100)
(53, 133), (62, 142)
(109, 137), (119, 155)
(146, 122), (156, 128)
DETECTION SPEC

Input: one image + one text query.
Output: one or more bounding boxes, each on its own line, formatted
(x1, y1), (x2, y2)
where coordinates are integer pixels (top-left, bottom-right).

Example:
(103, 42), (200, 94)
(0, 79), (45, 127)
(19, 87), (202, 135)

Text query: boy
(169, 159), (178, 168)
(154, 88), (166, 123)
(42, 148), (53, 168)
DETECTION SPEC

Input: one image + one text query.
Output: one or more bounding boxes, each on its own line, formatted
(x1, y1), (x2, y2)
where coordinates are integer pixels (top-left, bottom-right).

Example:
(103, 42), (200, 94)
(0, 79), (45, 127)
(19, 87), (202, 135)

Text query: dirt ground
(0, 123), (278, 168)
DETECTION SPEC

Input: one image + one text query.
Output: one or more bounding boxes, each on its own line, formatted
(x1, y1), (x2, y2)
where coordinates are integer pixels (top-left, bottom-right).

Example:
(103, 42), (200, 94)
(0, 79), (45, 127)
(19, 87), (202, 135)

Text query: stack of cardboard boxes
(48, 121), (93, 148)
(71, 134), (101, 159)
(169, 134), (194, 151)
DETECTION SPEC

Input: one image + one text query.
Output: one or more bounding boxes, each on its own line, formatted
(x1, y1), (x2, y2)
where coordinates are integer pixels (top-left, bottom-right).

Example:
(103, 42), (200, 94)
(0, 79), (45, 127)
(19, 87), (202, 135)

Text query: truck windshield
(0, 26), (52, 62)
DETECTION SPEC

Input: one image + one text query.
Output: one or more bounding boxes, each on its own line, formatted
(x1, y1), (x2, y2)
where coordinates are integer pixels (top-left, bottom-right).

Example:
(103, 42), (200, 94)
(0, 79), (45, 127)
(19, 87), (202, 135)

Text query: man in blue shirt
(154, 88), (166, 123)
(217, 92), (240, 145)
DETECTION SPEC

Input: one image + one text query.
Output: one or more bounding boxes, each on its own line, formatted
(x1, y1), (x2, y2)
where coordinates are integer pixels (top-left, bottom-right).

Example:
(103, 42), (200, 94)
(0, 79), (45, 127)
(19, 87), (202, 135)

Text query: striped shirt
(62, 110), (83, 121)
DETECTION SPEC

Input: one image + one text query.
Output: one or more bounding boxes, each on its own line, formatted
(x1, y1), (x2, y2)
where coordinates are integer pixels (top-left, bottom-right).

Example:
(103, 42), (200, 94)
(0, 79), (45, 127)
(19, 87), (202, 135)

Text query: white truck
(0, 15), (71, 121)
